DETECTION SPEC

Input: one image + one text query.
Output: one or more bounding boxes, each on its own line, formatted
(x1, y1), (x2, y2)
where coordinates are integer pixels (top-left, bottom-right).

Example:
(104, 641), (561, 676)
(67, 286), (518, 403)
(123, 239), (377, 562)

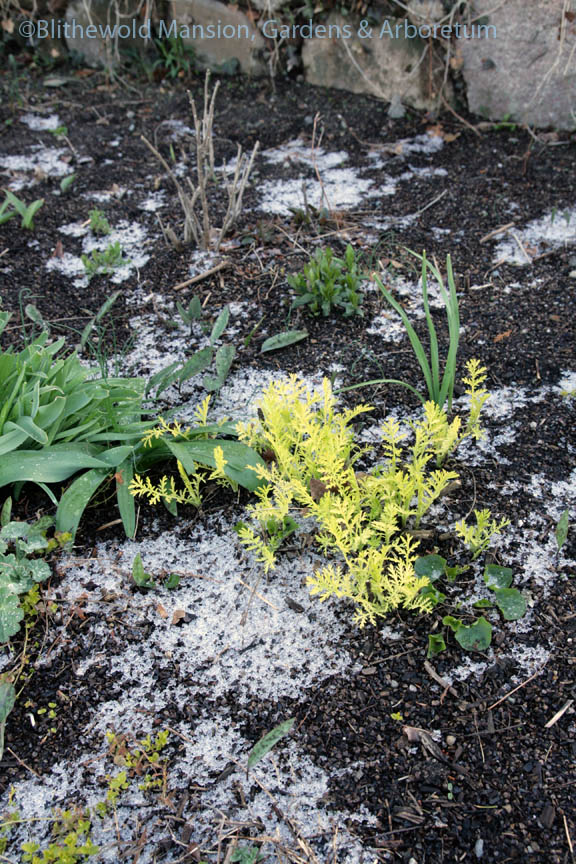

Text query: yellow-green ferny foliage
(454, 508), (510, 559)
(128, 396), (236, 507)
(237, 361), (489, 626)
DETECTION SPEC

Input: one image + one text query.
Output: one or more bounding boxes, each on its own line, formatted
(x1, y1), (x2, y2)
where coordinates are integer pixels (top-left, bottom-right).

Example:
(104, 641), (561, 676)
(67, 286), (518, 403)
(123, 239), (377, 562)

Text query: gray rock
(406, 0), (446, 25)
(302, 13), (449, 111)
(169, 0), (266, 75)
(64, 0), (145, 68)
(461, 0), (576, 129)
(250, 0), (285, 12)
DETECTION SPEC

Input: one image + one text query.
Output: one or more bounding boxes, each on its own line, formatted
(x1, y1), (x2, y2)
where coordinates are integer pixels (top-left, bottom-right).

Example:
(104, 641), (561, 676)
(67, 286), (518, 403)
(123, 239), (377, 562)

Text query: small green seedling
(0, 197), (16, 226)
(230, 848), (265, 864)
(247, 717), (295, 774)
(131, 553), (156, 590)
(60, 174), (76, 194)
(288, 245), (364, 317)
(176, 294), (202, 333)
(427, 633), (447, 658)
(0, 679), (15, 761)
(164, 572), (180, 590)
(1, 191), (44, 230)
(82, 242), (128, 280)
(88, 209), (111, 236)
(556, 509), (570, 552)
(415, 554), (467, 586)
(153, 34), (195, 79)
(0, 510), (60, 644)
(131, 555), (181, 592)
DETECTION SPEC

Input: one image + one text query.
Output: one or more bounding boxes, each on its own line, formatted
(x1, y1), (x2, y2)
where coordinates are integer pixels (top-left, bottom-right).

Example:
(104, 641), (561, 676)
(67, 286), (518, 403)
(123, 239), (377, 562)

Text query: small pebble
(569, 270), (576, 278)
(446, 734), (457, 747)
(475, 838), (484, 858)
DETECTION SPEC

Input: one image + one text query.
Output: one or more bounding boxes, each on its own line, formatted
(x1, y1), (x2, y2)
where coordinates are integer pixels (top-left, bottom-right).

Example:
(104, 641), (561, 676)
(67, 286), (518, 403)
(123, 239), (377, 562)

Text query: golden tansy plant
(236, 363), (489, 626)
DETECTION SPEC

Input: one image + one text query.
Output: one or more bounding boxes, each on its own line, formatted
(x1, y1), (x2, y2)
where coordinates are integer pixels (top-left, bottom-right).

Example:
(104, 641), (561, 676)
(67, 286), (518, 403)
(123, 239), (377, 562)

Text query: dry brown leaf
(309, 477), (328, 501)
(172, 609), (186, 626)
(494, 329), (512, 343)
(156, 603), (168, 619)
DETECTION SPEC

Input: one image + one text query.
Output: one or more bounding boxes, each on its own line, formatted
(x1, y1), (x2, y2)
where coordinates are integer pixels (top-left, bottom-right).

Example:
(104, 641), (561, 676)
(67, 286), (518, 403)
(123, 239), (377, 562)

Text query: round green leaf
(415, 554), (446, 582)
(484, 564), (513, 589)
(493, 588), (526, 621)
(0, 588), (24, 643)
(455, 617), (492, 652)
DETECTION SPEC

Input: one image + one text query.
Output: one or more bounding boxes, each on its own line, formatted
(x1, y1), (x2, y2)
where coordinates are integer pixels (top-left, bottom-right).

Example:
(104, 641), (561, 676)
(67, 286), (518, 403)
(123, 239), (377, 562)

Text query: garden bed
(0, 69), (575, 864)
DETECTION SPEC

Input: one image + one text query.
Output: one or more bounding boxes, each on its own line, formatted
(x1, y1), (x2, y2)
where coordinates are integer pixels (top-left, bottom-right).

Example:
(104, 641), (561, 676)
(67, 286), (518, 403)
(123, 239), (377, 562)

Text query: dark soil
(0, 65), (575, 864)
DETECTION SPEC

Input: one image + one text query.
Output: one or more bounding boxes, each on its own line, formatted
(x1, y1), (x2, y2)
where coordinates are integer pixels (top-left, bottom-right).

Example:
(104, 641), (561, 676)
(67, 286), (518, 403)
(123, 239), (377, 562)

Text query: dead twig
(172, 260), (230, 292)
(544, 699), (574, 729)
(479, 222), (516, 243)
(486, 664), (548, 712)
(564, 813), (574, 856)
(6, 747), (42, 778)
(424, 660), (458, 697)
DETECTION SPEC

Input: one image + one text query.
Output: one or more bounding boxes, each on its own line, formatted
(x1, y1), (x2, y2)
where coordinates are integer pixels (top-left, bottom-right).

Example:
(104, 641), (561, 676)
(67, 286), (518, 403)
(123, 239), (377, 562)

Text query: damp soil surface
(0, 68), (575, 864)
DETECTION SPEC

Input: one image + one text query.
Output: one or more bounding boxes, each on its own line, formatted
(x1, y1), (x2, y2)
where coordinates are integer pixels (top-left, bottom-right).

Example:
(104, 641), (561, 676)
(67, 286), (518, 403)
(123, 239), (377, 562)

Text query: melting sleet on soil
(0, 74), (575, 864)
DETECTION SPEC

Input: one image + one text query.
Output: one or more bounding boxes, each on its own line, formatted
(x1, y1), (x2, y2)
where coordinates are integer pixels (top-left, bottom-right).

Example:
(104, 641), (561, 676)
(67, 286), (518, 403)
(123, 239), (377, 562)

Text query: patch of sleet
(258, 138), (375, 214)
(444, 656), (490, 685)
(6, 729), (377, 863)
(397, 166), (448, 181)
(380, 624), (403, 641)
(493, 206), (576, 265)
(157, 118), (195, 140)
(465, 384), (548, 422)
(139, 190), (167, 211)
(120, 311), (213, 379)
(396, 132), (445, 155)
(0, 147), (71, 189)
(56, 520), (359, 700)
(0, 515), (378, 860)
(87, 186), (129, 202)
(451, 383), (553, 466)
(556, 369), (576, 395)
(181, 367), (333, 424)
(367, 132), (445, 169)
(46, 219), (149, 287)
(447, 646), (549, 688)
(262, 137), (348, 169)
(20, 112), (62, 131)
(169, 736), (377, 863)
(259, 170), (374, 216)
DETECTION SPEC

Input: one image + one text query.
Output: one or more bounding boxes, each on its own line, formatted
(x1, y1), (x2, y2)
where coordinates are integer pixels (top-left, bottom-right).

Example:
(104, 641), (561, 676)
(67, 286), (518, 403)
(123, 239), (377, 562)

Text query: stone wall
(7, 0), (576, 129)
